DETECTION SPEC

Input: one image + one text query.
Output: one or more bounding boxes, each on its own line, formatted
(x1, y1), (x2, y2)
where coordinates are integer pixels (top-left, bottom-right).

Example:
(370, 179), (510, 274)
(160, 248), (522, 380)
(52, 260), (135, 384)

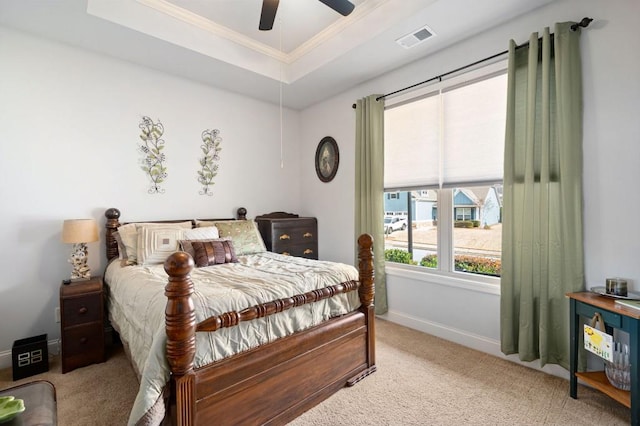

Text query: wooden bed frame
(104, 208), (376, 426)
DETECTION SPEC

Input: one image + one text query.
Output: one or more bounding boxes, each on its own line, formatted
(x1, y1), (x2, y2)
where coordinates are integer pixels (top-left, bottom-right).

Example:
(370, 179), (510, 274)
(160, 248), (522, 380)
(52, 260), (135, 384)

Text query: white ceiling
(0, 0), (555, 109)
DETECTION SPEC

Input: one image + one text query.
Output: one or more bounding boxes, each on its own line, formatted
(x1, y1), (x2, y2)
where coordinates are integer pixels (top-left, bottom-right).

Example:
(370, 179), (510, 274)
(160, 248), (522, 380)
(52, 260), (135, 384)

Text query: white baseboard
(3, 316), (569, 382)
(380, 310), (570, 381)
(0, 339), (60, 371)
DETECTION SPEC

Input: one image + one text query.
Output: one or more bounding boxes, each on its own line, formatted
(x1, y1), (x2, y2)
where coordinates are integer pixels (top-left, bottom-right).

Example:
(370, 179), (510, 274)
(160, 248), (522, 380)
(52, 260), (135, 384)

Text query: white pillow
(137, 226), (188, 266)
(116, 223), (139, 265)
(183, 226), (219, 240)
(118, 221), (191, 265)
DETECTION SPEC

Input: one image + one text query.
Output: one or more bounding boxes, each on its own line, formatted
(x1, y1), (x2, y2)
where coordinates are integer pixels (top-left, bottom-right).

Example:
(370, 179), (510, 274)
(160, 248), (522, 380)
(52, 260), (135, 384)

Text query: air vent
(396, 25), (435, 49)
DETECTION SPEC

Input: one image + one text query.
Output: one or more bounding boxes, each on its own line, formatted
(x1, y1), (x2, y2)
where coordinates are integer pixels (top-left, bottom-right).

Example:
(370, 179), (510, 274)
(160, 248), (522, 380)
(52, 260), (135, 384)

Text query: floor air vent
(396, 25), (435, 49)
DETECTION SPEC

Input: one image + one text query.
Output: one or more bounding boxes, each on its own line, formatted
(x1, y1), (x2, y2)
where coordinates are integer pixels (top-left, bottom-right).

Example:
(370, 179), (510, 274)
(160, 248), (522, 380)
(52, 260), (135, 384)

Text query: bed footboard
(163, 234), (376, 425)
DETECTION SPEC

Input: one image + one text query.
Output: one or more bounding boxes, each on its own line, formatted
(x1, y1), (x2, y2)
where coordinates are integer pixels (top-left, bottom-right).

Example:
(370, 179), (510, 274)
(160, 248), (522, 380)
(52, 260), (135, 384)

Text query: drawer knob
(303, 232), (313, 238)
(282, 251), (290, 256)
(304, 249), (313, 254)
(78, 307), (88, 315)
(279, 234), (291, 240)
(80, 337), (88, 344)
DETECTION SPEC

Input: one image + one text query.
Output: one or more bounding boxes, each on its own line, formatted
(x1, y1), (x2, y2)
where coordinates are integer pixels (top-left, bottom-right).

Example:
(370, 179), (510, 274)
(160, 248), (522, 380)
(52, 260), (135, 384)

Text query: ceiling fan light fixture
(259, 0), (355, 31)
(259, 0), (280, 31)
(318, 0), (355, 16)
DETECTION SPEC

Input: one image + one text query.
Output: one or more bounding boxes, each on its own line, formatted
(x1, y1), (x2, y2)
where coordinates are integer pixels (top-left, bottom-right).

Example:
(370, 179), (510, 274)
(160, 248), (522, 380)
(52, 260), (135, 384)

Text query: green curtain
(355, 94), (387, 314)
(500, 23), (585, 369)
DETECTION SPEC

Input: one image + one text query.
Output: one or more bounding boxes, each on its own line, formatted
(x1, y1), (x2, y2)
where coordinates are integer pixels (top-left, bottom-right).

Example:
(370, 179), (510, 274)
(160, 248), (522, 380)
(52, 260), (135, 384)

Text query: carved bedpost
(357, 233), (377, 376)
(164, 252), (196, 426)
(237, 207), (247, 220)
(105, 208), (121, 261)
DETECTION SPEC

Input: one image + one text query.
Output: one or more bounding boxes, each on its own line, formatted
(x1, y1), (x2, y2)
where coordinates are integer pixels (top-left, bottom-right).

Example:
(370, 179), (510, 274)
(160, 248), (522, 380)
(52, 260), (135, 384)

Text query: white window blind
(384, 71), (507, 191)
(384, 93), (440, 190)
(441, 74), (507, 187)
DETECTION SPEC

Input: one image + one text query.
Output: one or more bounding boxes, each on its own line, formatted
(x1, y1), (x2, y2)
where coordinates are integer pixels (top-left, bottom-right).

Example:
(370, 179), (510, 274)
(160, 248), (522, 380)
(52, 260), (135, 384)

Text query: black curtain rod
(351, 17), (592, 109)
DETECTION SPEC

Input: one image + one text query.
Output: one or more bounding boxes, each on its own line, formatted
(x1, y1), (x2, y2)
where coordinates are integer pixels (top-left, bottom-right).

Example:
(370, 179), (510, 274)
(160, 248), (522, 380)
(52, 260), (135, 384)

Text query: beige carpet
(0, 320), (630, 425)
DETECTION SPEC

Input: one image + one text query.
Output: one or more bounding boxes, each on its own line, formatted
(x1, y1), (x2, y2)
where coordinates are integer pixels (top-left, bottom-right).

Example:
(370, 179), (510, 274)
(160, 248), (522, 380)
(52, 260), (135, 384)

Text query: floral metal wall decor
(138, 116), (167, 194)
(198, 129), (222, 196)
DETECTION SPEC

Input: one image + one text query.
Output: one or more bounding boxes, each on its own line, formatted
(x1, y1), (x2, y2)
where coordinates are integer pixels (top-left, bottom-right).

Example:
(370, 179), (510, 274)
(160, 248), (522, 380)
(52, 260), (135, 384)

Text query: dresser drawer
(63, 294), (102, 326)
(271, 222), (317, 245)
(273, 243), (317, 259)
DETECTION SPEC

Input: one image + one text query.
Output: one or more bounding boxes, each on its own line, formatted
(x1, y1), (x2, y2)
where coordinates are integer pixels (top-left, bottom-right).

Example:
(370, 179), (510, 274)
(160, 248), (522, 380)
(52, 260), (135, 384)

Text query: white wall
(0, 26), (302, 359)
(300, 0), (640, 376)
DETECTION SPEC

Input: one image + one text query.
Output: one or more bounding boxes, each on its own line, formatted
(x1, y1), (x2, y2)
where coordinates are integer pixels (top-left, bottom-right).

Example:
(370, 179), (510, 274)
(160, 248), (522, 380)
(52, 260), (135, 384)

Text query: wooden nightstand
(256, 212), (318, 260)
(60, 276), (105, 373)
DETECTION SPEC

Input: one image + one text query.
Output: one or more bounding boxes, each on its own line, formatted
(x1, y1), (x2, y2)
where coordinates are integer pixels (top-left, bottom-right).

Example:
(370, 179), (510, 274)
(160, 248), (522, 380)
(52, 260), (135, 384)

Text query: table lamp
(62, 218), (99, 281)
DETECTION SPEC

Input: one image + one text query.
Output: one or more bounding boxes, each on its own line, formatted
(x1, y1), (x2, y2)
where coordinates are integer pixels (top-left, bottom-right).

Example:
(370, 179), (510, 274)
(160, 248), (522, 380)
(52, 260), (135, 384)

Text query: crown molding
(287, 0), (389, 62)
(137, 0), (389, 66)
(136, 0), (288, 62)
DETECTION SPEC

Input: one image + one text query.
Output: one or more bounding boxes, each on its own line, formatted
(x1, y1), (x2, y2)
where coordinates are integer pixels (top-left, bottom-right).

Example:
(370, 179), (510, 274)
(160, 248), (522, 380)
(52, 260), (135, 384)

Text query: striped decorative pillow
(179, 238), (231, 260)
(190, 240), (238, 267)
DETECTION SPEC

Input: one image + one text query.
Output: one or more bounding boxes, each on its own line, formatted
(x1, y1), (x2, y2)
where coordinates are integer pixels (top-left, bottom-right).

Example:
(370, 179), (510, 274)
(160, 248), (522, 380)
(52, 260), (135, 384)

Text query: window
(455, 207), (472, 221)
(383, 62), (506, 278)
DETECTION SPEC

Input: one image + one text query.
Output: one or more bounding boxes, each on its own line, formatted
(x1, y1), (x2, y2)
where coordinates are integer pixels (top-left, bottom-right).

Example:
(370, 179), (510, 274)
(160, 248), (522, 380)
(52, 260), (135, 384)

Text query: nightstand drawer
(62, 323), (104, 373)
(63, 294), (101, 326)
(62, 322), (104, 356)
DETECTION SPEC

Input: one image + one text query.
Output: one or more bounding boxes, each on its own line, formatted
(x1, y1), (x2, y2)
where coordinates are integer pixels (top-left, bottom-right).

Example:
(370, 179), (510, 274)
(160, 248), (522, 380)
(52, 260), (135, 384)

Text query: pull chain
(279, 16), (284, 169)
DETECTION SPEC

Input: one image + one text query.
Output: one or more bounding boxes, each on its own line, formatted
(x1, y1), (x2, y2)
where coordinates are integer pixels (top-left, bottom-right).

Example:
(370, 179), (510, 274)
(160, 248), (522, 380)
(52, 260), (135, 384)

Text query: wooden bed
(104, 207), (376, 426)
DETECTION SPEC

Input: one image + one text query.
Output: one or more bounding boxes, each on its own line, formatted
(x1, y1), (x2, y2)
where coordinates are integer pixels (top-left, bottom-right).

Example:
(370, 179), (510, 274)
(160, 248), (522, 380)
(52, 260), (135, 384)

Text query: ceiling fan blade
(318, 0), (355, 16)
(259, 0), (279, 31)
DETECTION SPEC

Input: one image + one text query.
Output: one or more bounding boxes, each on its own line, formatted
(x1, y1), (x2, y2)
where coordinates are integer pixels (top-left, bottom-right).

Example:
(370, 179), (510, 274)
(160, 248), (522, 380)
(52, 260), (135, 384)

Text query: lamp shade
(62, 219), (99, 244)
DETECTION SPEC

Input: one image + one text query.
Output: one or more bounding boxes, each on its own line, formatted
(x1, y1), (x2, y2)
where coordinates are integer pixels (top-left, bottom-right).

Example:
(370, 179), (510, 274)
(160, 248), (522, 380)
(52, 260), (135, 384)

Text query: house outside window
(455, 207), (472, 221)
(383, 61), (506, 279)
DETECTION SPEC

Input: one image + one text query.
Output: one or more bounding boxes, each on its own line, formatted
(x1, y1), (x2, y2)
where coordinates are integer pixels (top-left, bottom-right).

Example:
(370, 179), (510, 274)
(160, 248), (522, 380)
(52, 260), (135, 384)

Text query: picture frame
(315, 136), (339, 183)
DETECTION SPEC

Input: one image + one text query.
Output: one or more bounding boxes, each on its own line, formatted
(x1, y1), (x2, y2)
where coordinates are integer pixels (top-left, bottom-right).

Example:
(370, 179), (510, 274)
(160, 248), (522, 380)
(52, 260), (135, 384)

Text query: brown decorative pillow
(190, 240), (238, 267)
(179, 238), (231, 259)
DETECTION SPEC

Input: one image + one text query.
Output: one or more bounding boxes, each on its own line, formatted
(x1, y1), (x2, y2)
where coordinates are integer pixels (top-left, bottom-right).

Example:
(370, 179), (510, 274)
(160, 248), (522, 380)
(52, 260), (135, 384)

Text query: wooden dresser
(256, 212), (318, 260)
(60, 276), (105, 373)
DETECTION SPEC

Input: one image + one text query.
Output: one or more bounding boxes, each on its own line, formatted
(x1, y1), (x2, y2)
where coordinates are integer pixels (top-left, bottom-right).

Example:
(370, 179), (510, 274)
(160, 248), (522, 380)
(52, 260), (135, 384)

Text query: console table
(568, 292), (639, 424)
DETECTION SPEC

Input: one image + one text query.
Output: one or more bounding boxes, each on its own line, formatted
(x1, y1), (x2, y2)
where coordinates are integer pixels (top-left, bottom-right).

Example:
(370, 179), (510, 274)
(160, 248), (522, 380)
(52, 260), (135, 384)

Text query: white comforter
(104, 252), (360, 425)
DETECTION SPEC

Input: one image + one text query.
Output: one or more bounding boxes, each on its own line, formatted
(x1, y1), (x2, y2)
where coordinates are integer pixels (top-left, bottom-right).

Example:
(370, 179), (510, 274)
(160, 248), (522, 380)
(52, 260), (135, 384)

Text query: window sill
(384, 262), (500, 296)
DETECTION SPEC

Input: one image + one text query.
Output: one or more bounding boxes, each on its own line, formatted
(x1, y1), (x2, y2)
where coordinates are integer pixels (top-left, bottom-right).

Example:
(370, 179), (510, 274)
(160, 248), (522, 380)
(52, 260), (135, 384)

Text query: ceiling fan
(259, 0), (356, 31)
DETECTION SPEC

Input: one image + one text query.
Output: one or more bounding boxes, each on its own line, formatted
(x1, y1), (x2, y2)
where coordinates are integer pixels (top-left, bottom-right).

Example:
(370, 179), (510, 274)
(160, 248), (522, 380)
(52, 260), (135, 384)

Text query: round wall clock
(315, 136), (339, 183)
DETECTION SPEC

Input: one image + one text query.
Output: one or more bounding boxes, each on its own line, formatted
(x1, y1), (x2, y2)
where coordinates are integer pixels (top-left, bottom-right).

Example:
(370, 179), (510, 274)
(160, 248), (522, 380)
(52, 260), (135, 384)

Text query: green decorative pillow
(213, 220), (267, 256)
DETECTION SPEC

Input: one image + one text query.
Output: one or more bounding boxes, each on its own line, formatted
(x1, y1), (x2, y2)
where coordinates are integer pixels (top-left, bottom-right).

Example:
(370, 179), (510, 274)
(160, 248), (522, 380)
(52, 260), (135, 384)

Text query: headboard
(104, 207), (248, 262)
